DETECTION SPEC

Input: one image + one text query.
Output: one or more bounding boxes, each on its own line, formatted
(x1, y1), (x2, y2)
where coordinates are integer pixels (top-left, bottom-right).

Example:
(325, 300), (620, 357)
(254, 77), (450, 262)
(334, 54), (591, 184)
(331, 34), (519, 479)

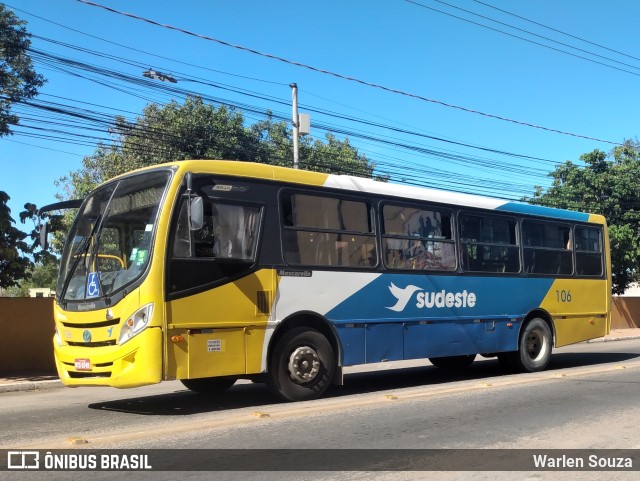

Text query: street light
(143, 69), (177, 83)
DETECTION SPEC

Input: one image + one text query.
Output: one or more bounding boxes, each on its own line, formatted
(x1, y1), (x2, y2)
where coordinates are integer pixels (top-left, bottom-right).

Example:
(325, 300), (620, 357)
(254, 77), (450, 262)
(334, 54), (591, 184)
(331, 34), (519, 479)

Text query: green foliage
(19, 201), (62, 261)
(0, 4), (46, 136)
(527, 140), (640, 294)
(58, 97), (380, 200)
(5, 258), (58, 297)
(0, 191), (32, 289)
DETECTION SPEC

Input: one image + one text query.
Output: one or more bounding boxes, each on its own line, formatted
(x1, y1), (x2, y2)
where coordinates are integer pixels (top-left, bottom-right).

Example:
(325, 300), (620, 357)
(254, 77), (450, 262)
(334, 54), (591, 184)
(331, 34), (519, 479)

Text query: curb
(586, 335), (640, 343)
(0, 379), (63, 394)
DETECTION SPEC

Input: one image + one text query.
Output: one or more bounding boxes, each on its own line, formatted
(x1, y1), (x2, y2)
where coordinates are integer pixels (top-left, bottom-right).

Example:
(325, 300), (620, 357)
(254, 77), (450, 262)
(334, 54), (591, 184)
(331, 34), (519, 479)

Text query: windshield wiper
(59, 213), (102, 301)
(61, 183), (120, 302)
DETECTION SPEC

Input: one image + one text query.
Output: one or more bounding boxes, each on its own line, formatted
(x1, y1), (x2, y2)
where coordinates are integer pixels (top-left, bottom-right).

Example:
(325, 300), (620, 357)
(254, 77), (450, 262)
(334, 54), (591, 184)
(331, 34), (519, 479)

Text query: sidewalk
(0, 373), (62, 393)
(1, 329), (639, 394)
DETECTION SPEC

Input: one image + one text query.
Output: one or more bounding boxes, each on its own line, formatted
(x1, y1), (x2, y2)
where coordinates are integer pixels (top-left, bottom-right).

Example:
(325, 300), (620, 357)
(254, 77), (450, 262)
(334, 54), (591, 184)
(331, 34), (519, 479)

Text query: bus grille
(61, 318), (120, 329)
(67, 340), (117, 347)
(68, 371), (111, 379)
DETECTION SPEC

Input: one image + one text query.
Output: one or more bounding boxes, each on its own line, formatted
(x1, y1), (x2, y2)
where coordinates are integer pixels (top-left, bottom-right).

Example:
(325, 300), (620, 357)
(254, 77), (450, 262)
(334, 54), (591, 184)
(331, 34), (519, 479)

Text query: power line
(74, 0), (621, 146)
(9, 93), (546, 198)
(11, 36), (593, 199)
(5, 3), (288, 87)
(3, 138), (84, 157)
(16, 5), (571, 168)
(471, 0), (640, 63)
(423, 0), (640, 73)
(31, 35), (563, 166)
(26, 43), (567, 176)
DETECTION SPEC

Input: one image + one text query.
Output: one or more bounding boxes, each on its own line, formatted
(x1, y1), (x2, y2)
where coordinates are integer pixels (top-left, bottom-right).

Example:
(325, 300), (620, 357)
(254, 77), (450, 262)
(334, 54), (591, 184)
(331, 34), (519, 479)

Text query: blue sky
(1, 0), (638, 232)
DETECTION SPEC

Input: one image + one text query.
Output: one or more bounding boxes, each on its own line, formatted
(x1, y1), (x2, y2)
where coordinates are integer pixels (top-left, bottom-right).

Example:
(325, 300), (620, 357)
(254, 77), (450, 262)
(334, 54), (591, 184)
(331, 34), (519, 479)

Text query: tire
(429, 354), (476, 370)
(267, 327), (335, 402)
(181, 376), (236, 394)
(507, 318), (553, 373)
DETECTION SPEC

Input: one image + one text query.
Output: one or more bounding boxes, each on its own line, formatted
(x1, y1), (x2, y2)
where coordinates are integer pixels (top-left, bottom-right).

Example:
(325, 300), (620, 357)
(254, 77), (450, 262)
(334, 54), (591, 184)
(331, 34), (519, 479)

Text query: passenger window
(459, 214), (519, 273)
(522, 221), (572, 275)
(382, 204), (456, 271)
(281, 193), (376, 268)
(575, 226), (603, 276)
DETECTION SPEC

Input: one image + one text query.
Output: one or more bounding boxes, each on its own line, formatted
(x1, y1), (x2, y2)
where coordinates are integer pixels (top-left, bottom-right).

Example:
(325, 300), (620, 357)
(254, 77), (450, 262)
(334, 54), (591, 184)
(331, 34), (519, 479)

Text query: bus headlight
(118, 303), (154, 345)
(54, 326), (62, 347)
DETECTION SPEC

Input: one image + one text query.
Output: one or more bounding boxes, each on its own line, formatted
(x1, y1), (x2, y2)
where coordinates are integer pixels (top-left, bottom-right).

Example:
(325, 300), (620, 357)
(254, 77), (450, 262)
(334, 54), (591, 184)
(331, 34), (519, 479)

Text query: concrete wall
(612, 296), (640, 329)
(0, 297), (639, 375)
(0, 298), (56, 375)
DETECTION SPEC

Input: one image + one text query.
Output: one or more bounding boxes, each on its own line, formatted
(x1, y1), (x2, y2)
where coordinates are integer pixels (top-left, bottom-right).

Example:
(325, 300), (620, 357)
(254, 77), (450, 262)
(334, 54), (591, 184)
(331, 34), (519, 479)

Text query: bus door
(164, 194), (271, 381)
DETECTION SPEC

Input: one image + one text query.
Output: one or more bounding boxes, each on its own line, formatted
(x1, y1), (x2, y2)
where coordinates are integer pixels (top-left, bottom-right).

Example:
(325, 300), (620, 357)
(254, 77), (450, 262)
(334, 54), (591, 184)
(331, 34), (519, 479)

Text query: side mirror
(39, 220), (49, 251)
(189, 196), (204, 231)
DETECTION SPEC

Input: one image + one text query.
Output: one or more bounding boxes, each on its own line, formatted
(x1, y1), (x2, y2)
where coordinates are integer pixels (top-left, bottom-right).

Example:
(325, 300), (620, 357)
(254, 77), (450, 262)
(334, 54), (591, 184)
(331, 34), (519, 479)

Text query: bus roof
(121, 160), (606, 225)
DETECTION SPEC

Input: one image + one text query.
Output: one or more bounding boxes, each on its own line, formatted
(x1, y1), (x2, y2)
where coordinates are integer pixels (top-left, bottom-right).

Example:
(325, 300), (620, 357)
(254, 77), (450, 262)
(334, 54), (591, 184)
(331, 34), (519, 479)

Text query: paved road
(3, 339), (640, 480)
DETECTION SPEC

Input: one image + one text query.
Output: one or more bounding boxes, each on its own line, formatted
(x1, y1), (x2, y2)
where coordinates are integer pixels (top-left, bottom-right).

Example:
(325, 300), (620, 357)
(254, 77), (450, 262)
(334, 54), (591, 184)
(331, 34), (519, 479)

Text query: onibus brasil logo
(386, 283), (477, 312)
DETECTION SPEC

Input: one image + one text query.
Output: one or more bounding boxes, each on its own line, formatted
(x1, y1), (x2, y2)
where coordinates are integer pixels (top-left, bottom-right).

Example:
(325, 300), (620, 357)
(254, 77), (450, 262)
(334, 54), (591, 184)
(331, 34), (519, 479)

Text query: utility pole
(290, 83), (310, 170)
(290, 83), (300, 169)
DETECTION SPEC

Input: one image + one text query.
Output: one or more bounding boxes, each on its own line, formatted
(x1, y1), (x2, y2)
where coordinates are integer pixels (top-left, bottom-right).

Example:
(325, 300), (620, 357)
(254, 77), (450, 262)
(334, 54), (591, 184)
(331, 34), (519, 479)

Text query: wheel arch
(267, 311), (343, 374)
(522, 308), (556, 347)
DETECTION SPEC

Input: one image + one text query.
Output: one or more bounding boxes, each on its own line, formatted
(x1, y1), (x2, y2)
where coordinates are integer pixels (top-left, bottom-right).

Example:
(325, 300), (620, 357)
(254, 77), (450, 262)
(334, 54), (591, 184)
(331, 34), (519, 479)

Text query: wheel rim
(287, 346), (321, 384)
(525, 329), (547, 361)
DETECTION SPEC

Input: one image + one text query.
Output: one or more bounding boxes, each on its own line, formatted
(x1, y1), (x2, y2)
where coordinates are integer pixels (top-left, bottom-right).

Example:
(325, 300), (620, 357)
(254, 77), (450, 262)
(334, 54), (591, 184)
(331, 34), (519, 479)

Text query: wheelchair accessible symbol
(86, 272), (100, 298)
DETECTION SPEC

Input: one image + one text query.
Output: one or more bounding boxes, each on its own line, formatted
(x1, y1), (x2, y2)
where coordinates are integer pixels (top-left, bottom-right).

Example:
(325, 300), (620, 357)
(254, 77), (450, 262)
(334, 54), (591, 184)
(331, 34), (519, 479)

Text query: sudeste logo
(386, 282), (477, 312)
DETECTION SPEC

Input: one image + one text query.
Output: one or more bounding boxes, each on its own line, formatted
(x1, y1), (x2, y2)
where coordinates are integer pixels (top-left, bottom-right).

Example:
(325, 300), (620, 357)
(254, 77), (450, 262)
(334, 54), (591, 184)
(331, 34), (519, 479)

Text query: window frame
(521, 219), (574, 277)
(279, 189), (378, 269)
(165, 177), (266, 299)
(380, 201), (457, 272)
(458, 211), (521, 274)
(574, 224), (604, 277)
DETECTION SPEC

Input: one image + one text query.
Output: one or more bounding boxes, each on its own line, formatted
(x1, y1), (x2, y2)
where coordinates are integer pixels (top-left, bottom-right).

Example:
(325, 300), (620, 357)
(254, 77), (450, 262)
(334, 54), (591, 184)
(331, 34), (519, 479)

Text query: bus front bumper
(53, 327), (163, 389)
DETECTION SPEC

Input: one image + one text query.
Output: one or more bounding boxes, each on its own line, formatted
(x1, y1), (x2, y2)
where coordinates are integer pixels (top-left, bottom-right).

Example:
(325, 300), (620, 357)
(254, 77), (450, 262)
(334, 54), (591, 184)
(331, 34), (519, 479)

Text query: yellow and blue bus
(45, 160), (611, 401)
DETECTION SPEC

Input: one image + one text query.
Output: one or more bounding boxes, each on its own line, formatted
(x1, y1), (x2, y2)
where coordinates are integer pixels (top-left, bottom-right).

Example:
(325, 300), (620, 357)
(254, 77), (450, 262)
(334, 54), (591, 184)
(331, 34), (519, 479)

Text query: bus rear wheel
(181, 376), (236, 394)
(429, 354), (476, 370)
(506, 318), (553, 373)
(267, 327), (335, 402)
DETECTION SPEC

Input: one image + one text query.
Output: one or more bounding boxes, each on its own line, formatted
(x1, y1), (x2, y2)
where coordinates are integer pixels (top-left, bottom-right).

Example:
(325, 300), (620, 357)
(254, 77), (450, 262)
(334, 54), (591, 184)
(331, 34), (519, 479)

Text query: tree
(9, 257), (58, 296)
(58, 97), (379, 200)
(0, 191), (32, 289)
(527, 140), (640, 294)
(0, 3), (46, 136)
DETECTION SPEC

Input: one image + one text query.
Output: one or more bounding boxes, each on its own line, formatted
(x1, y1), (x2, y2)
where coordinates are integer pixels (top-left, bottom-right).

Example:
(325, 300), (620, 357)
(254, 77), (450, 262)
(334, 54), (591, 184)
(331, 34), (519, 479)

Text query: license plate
(74, 358), (92, 371)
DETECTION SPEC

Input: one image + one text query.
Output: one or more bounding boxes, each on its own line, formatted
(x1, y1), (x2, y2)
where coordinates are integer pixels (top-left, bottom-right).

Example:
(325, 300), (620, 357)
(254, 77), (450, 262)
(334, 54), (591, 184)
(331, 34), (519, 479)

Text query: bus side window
(522, 221), (572, 275)
(281, 193), (376, 268)
(382, 204), (456, 271)
(459, 214), (519, 273)
(575, 226), (603, 276)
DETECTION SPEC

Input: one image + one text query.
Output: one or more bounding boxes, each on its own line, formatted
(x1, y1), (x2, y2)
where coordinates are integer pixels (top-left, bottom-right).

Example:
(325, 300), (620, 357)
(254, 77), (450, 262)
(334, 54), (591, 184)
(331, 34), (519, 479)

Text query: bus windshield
(57, 170), (172, 302)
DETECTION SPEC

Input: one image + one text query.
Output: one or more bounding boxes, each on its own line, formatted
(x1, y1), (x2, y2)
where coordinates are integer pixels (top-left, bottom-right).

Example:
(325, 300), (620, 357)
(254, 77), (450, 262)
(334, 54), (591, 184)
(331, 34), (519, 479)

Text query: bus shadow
(333, 351), (640, 397)
(88, 351), (640, 416)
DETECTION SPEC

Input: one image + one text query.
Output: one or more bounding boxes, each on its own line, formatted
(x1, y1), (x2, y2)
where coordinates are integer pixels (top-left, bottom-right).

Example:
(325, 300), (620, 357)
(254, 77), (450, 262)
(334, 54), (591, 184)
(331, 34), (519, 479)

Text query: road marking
(66, 437), (88, 445)
(252, 412), (271, 418)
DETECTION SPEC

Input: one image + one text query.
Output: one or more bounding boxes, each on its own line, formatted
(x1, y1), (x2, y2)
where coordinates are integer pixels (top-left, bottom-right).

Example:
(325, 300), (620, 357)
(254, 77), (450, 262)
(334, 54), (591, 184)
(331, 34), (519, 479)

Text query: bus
(43, 160), (611, 401)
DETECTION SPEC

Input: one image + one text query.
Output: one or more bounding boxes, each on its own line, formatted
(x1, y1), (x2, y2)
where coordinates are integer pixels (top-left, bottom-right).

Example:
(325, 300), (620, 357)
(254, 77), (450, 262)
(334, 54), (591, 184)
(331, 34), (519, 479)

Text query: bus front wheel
(181, 376), (236, 394)
(506, 318), (553, 373)
(267, 327), (335, 402)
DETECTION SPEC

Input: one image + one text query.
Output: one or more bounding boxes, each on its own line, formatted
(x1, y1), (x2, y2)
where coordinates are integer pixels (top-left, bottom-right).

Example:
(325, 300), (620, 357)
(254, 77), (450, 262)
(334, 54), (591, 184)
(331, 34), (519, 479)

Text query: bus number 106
(556, 290), (572, 303)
